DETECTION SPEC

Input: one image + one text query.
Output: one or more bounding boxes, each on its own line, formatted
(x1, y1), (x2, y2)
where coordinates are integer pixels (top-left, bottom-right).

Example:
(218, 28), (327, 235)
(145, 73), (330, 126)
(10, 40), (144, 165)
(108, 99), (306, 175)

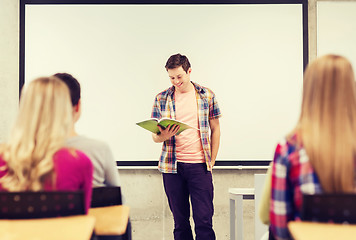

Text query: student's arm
(270, 143), (293, 240)
(102, 145), (126, 203)
(103, 144), (121, 187)
(150, 96), (179, 143)
(209, 118), (220, 167)
(152, 125), (180, 143)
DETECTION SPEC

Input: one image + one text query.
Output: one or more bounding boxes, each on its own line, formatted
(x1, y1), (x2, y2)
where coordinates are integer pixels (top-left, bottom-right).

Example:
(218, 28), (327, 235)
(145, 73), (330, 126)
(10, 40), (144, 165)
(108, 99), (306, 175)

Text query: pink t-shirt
(175, 88), (205, 163)
(0, 148), (93, 213)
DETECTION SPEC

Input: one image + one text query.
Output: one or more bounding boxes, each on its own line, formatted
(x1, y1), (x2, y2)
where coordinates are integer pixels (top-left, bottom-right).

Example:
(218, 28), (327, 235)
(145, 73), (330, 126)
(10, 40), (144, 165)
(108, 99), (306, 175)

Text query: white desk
(229, 188), (255, 240)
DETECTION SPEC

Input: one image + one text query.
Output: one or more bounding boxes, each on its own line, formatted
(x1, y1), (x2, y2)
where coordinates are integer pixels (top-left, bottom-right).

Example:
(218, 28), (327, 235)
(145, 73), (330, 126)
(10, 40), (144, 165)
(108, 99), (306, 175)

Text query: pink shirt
(0, 148), (93, 213)
(175, 88), (205, 163)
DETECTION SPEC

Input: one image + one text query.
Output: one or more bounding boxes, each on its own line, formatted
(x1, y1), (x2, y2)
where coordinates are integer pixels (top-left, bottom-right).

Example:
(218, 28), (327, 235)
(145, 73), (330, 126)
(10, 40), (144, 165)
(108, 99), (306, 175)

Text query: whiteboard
(317, 1), (356, 69)
(25, 4), (304, 161)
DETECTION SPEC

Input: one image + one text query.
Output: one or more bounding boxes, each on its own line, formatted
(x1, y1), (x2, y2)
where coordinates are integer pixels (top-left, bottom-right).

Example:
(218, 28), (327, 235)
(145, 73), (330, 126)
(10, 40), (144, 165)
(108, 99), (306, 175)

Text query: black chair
(90, 187), (131, 240)
(0, 191), (85, 219)
(301, 193), (356, 224)
(91, 186), (122, 208)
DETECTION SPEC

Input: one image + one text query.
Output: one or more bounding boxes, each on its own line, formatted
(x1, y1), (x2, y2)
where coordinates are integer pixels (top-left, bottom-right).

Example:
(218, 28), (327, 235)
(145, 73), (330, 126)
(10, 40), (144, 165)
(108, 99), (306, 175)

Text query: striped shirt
(151, 81), (221, 173)
(269, 134), (322, 240)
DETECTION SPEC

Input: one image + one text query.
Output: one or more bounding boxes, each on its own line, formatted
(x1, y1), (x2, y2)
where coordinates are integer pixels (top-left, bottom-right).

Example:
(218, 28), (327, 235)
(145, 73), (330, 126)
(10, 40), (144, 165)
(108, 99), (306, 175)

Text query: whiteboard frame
(19, 0), (309, 167)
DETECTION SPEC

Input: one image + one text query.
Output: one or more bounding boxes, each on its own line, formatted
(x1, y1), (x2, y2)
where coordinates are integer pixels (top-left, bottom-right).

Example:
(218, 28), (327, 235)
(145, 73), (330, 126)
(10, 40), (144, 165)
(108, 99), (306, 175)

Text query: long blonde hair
(0, 77), (73, 191)
(295, 54), (356, 193)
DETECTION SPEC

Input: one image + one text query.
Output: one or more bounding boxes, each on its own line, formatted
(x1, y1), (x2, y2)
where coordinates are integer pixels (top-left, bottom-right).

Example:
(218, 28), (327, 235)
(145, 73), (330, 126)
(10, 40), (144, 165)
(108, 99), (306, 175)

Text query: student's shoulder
(68, 135), (110, 150)
(80, 135), (108, 147)
(192, 82), (216, 97)
(275, 137), (296, 156)
(55, 147), (92, 166)
(274, 133), (303, 164)
(55, 147), (85, 158)
(155, 86), (174, 99)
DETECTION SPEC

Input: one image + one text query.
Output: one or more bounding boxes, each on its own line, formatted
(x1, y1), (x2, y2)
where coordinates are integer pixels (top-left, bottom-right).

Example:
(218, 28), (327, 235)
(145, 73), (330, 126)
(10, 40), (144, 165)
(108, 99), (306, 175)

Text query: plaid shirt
(270, 134), (322, 240)
(151, 81), (221, 173)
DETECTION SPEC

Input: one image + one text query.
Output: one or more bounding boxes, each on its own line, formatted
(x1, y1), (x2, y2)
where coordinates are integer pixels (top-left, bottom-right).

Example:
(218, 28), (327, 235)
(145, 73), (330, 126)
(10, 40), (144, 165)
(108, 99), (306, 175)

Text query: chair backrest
(301, 193), (356, 224)
(90, 186), (122, 208)
(0, 191), (85, 219)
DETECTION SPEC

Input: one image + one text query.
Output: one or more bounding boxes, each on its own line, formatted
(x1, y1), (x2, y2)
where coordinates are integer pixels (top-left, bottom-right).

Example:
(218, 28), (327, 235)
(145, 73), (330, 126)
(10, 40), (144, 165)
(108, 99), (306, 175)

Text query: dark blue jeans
(163, 162), (216, 240)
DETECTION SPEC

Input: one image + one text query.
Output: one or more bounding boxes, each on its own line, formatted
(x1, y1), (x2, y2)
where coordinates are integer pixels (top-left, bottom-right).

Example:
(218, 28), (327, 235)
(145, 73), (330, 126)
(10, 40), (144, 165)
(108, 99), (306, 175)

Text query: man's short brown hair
(165, 53), (191, 73)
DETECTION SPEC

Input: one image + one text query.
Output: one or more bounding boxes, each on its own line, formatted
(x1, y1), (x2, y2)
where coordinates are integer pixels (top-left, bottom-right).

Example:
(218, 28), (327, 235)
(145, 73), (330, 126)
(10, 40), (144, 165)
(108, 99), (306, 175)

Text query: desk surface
(229, 188), (255, 195)
(0, 215), (95, 240)
(288, 221), (356, 240)
(88, 205), (130, 236)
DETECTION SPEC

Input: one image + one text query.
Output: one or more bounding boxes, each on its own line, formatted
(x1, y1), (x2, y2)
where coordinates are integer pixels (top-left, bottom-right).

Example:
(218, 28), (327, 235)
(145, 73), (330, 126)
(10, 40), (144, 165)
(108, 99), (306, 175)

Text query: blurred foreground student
(0, 77), (93, 212)
(269, 55), (356, 239)
(54, 73), (121, 188)
(56, 73), (132, 240)
(151, 54), (221, 240)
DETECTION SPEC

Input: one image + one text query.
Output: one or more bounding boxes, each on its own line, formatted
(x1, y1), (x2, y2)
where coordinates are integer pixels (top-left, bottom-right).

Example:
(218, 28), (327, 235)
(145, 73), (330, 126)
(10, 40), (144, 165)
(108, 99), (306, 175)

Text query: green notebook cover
(136, 118), (197, 135)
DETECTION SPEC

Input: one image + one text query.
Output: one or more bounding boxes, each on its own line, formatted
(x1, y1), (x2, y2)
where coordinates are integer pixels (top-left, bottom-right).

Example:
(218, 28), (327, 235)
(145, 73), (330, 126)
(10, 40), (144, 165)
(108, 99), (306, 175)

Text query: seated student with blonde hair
(0, 77), (93, 213)
(269, 54), (356, 240)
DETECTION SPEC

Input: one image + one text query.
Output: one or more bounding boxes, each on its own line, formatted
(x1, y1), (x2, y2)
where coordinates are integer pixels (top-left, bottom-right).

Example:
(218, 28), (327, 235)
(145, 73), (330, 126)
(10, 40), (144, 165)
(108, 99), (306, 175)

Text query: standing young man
(151, 54), (221, 240)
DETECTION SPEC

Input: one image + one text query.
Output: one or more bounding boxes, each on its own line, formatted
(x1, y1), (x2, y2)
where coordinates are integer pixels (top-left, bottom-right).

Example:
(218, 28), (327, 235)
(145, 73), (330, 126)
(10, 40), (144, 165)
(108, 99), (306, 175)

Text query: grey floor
(130, 200), (255, 240)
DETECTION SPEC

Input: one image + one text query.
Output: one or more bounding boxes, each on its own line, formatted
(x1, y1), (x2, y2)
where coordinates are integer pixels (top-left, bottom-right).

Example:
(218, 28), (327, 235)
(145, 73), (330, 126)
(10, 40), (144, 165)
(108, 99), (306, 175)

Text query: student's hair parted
(0, 77), (73, 191)
(165, 53), (191, 73)
(293, 54), (356, 193)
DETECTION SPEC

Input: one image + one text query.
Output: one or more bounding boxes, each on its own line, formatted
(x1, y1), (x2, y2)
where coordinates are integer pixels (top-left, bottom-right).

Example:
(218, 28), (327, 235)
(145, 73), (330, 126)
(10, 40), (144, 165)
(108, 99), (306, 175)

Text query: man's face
(167, 66), (192, 93)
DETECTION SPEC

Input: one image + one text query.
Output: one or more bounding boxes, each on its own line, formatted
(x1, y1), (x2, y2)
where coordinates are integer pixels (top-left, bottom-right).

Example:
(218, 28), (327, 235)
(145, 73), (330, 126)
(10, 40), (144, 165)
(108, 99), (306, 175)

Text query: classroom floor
(130, 200), (255, 240)
(119, 168), (265, 240)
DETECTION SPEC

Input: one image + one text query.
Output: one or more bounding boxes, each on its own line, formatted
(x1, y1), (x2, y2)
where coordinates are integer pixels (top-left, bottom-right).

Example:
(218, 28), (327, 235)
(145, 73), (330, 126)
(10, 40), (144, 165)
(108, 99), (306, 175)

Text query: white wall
(317, 1), (356, 67)
(0, 0), (19, 143)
